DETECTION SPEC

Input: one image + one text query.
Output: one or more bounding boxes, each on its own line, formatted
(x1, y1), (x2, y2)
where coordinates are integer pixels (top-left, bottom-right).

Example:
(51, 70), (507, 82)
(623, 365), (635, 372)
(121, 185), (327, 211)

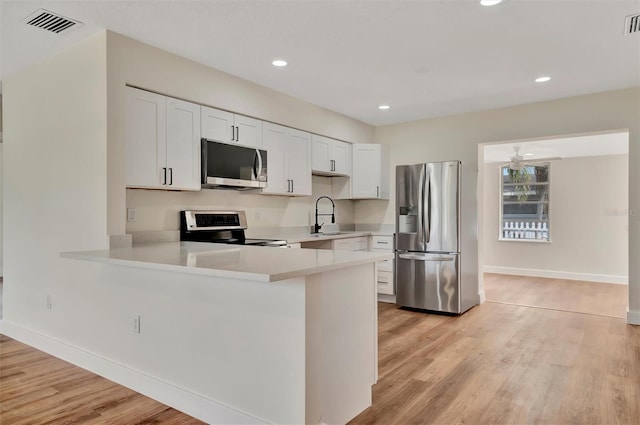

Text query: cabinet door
(125, 87), (166, 188)
(312, 135), (331, 173)
(331, 140), (351, 176)
(235, 115), (263, 148)
(262, 123), (288, 194)
(201, 106), (233, 143)
(286, 129), (312, 196)
(166, 98), (201, 190)
(352, 144), (381, 198)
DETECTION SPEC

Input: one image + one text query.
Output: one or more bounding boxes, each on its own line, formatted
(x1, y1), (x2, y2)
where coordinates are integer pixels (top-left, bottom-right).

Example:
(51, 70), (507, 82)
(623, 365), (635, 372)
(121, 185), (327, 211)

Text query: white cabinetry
(332, 236), (368, 252)
(125, 87), (201, 191)
(371, 235), (394, 295)
(201, 105), (262, 148)
(312, 135), (351, 176)
(351, 144), (390, 199)
(262, 122), (312, 196)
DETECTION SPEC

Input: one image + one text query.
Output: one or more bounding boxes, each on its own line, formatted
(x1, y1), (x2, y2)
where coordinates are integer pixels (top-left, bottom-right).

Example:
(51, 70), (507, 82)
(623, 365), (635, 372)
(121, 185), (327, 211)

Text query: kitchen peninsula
(62, 242), (392, 424)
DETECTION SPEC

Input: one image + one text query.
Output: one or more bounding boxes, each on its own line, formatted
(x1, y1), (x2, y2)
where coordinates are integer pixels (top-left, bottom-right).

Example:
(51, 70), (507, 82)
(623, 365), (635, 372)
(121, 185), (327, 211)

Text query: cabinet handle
(169, 168), (173, 185)
(162, 167), (167, 185)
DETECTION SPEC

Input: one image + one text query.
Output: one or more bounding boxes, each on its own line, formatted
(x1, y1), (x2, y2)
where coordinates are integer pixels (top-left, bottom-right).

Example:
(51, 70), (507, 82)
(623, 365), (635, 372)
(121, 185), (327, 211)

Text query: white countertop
(61, 242), (393, 283)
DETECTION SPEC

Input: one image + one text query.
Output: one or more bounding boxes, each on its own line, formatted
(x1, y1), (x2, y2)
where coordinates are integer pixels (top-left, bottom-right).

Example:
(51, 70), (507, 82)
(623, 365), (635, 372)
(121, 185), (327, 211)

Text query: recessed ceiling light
(272, 59), (287, 67)
(480, 0), (503, 6)
(535, 76), (551, 83)
(378, 105), (390, 110)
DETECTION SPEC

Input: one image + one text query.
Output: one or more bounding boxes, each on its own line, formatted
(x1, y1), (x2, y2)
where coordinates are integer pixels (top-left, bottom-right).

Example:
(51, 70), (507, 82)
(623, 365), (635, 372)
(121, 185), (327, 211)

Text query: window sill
(499, 238), (551, 244)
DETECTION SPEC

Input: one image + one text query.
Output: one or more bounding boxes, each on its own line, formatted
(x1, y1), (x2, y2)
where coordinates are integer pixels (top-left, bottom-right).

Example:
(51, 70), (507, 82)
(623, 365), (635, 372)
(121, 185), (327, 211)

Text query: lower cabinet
(332, 237), (368, 252)
(371, 235), (395, 295)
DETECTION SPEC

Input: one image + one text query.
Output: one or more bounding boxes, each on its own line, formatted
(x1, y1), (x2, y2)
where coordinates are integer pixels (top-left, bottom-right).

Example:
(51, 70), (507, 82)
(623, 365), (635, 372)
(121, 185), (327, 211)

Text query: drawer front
(377, 258), (393, 272)
(371, 235), (393, 250)
(332, 236), (368, 251)
(351, 237), (368, 251)
(377, 271), (394, 295)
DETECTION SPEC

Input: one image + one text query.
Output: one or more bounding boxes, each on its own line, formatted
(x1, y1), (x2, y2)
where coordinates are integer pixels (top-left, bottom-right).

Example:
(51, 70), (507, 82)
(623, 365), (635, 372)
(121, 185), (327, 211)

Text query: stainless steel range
(180, 210), (287, 247)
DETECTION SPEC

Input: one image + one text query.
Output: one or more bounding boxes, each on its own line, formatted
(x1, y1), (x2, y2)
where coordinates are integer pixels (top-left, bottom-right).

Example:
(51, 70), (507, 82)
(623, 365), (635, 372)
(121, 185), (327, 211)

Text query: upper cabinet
(125, 87), (201, 191)
(351, 144), (389, 199)
(201, 106), (262, 148)
(262, 123), (312, 196)
(333, 143), (389, 200)
(311, 135), (351, 176)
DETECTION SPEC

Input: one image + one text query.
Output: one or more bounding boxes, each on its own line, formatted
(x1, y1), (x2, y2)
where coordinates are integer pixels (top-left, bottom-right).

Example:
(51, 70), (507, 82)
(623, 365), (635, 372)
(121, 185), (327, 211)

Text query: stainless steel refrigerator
(395, 161), (476, 314)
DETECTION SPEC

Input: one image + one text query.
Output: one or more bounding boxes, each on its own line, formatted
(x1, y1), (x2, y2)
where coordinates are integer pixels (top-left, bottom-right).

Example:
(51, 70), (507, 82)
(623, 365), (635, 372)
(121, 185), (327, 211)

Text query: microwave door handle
(254, 149), (263, 181)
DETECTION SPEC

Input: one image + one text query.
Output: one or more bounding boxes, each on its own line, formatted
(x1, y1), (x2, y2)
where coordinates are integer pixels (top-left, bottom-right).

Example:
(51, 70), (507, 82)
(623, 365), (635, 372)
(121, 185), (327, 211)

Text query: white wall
(483, 155), (628, 282)
(126, 175), (354, 232)
(2, 32), (108, 330)
(106, 31), (373, 236)
(361, 88), (640, 322)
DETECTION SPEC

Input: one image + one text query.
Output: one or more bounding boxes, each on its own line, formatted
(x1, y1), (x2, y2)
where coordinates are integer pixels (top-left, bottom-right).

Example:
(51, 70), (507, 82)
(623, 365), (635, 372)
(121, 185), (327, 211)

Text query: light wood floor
(0, 334), (205, 424)
(2, 277), (638, 425)
(350, 301), (640, 425)
(484, 273), (628, 318)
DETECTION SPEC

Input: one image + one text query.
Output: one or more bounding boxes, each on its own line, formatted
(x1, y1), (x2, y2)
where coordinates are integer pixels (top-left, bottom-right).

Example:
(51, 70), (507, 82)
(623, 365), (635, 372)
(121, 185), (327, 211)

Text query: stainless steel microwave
(201, 138), (267, 189)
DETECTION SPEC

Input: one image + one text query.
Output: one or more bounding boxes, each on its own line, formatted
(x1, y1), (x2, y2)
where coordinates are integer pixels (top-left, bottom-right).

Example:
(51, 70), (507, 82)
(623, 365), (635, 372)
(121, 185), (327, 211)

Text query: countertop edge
(60, 251), (272, 282)
(60, 247), (393, 283)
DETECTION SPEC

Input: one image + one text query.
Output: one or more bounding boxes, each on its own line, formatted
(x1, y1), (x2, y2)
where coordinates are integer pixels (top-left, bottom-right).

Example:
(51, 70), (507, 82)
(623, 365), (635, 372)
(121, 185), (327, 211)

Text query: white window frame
(499, 163), (551, 243)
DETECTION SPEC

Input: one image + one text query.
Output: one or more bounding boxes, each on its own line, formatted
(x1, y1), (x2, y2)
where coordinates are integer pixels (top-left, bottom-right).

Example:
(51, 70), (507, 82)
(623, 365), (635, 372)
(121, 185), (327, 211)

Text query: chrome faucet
(314, 196), (335, 234)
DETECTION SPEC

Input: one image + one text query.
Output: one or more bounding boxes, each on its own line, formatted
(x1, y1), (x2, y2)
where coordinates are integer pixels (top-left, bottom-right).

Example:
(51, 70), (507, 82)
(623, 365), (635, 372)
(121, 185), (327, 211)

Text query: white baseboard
(0, 320), (264, 425)
(377, 294), (396, 304)
(483, 266), (628, 285)
(627, 309), (640, 325)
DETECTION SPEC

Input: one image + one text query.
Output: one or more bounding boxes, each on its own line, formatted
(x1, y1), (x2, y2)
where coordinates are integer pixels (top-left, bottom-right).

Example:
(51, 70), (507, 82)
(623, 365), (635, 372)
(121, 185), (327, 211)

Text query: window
(500, 163), (550, 242)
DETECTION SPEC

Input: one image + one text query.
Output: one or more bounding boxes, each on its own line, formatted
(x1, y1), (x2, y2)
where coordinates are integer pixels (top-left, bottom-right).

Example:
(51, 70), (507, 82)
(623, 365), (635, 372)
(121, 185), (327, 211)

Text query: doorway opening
(478, 130), (629, 318)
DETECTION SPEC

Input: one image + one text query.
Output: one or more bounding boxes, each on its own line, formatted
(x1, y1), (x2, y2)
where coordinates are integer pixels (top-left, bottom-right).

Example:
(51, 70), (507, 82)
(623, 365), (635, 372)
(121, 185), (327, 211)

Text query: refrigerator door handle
(398, 253), (455, 262)
(421, 167), (430, 245)
(427, 175), (432, 243)
(417, 166), (425, 245)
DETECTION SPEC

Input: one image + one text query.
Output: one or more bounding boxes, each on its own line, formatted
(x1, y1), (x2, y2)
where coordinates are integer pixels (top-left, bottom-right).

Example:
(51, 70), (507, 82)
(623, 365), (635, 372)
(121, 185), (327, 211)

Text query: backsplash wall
(126, 176), (354, 233)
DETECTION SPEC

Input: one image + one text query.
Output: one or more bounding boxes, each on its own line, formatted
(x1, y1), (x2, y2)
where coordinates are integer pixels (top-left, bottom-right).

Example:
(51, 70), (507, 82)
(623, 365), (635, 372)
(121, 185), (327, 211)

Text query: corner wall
(2, 32), (108, 330)
(483, 155), (628, 283)
(364, 88), (640, 322)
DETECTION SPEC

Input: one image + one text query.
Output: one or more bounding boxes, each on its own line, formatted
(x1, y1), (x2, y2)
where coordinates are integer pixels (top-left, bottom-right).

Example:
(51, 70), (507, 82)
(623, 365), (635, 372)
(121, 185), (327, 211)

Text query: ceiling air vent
(625, 13), (640, 35)
(23, 9), (82, 35)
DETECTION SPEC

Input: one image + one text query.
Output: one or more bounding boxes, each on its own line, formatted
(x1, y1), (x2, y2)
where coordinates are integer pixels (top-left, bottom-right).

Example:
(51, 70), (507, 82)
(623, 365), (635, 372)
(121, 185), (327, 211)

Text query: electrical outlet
(46, 295), (53, 310)
(132, 315), (141, 334)
(127, 208), (136, 222)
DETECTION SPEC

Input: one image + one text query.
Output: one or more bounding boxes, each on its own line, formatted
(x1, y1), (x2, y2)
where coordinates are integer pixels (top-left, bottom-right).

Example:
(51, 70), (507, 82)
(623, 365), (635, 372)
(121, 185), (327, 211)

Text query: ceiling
(483, 131), (629, 163)
(1, 0), (639, 126)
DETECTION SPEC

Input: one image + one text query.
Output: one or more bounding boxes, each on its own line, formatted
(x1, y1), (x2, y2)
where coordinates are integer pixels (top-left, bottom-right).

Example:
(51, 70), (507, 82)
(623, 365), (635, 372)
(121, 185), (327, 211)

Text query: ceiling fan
(507, 146), (561, 171)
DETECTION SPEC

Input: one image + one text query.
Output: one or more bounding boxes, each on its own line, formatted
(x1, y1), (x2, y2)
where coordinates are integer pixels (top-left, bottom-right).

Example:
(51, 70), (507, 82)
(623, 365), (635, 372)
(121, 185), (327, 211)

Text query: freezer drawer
(395, 252), (460, 313)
